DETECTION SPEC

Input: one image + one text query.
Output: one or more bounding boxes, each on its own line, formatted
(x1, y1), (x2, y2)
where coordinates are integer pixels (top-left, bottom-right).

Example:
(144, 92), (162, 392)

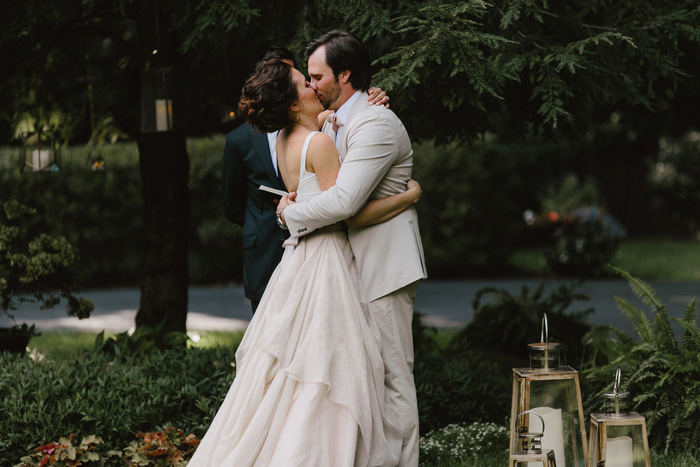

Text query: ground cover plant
(5, 321), (700, 466)
(0, 345), (235, 464)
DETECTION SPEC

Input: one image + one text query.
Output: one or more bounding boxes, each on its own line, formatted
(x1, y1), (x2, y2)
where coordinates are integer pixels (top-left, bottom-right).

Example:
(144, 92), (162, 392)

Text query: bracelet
(276, 207), (288, 230)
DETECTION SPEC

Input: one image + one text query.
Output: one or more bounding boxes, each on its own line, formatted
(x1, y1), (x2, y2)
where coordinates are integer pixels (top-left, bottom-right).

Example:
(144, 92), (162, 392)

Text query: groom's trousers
(370, 281), (420, 467)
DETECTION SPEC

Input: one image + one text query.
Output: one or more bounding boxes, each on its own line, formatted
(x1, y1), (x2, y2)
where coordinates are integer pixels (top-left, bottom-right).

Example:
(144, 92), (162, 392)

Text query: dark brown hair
(238, 60), (297, 132)
(305, 30), (371, 92)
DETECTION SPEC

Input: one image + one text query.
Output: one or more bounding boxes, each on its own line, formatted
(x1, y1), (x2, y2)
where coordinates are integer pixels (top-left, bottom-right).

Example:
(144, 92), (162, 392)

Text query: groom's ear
(338, 70), (351, 85)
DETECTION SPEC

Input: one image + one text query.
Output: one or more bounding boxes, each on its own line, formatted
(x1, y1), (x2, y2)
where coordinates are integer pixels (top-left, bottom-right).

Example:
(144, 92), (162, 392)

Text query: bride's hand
(277, 192), (297, 226)
(367, 87), (390, 108)
(406, 179), (422, 204)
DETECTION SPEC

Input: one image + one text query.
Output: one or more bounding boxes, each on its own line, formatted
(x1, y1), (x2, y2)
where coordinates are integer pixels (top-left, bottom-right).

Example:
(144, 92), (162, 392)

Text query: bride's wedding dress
(187, 132), (397, 467)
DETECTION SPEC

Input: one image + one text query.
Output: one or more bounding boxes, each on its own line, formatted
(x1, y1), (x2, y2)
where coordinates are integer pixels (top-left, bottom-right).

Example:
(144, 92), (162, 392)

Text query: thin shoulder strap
(299, 131), (320, 174)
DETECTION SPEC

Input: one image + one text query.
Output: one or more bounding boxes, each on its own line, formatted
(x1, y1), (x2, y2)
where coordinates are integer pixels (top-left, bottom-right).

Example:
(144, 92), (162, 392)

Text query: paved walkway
(4, 279), (697, 337)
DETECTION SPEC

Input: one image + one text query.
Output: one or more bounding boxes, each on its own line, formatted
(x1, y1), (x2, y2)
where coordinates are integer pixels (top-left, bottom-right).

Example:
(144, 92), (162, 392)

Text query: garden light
(588, 368), (651, 467)
(510, 313), (587, 467)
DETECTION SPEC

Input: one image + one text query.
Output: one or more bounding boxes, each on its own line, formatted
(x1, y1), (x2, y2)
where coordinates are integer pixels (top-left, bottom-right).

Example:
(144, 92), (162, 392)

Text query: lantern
(588, 368), (651, 467)
(20, 129), (61, 173)
(141, 67), (180, 133)
(510, 314), (588, 467)
(508, 410), (558, 467)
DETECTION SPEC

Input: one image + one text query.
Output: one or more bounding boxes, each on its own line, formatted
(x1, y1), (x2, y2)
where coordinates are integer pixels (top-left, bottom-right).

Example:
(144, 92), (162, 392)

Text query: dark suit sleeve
(222, 131), (247, 226)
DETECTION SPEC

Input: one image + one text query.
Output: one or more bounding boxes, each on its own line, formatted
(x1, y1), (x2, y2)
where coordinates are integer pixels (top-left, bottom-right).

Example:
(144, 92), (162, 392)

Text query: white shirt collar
(267, 131), (279, 175)
(334, 90), (361, 126)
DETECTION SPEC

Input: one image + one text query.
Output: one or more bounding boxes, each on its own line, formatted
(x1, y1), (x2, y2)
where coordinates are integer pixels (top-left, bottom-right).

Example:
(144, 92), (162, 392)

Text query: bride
(187, 59), (420, 467)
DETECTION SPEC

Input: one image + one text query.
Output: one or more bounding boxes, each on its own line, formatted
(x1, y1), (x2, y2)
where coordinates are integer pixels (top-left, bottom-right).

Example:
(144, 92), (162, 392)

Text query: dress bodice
(295, 131), (322, 202)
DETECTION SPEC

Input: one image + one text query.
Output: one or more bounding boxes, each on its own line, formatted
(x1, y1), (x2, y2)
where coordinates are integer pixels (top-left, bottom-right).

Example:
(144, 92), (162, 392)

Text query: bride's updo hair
(238, 60), (298, 132)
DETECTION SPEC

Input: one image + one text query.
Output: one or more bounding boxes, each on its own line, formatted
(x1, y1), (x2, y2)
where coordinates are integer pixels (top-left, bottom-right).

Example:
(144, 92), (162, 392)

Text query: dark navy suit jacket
(222, 123), (288, 303)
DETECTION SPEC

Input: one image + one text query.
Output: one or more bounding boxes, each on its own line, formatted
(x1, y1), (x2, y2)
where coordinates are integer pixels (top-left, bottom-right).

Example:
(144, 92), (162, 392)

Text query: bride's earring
(295, 112), (300, 123)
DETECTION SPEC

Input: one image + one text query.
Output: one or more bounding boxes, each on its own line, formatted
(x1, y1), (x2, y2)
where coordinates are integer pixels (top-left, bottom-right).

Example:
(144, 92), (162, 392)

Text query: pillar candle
(606, 436), (633, 467)
(529, 407), (565, 467)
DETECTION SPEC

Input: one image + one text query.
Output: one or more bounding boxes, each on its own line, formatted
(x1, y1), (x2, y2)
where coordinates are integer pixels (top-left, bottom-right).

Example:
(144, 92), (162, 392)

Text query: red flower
(548, 211), (559, 222)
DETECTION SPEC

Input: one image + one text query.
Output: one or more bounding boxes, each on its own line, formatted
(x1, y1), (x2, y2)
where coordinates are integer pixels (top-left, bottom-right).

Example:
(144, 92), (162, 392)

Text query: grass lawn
(509, 237), (700, 281)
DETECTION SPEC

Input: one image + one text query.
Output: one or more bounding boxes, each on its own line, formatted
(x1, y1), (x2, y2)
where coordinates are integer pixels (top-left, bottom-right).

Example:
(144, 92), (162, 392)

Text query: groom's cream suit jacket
(284, 91), (427, 301)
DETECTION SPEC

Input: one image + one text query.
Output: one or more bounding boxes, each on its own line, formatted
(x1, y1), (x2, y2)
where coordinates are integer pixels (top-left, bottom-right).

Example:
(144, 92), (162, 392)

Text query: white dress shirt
(267, 131), (279, 175)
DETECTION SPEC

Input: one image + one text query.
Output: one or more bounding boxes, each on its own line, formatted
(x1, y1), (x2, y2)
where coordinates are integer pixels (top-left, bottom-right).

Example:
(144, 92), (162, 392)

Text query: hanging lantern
(508, 410), (558, 467)
(20, 129), (61, 173)
(588, 368), (651, 467)
(510, 313), (588, 467)
(141, 67), (180, 133)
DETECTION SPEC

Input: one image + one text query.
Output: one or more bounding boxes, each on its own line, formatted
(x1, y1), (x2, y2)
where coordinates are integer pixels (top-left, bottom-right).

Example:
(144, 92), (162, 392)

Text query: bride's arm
(344, 180), (422, 228)
(284, 133), (419, 228)
(315, 88), (390, 129)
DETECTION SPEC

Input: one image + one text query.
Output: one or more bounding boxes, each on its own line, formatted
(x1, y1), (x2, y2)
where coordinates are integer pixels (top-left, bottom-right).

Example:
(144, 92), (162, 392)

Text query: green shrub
(0, 347), (235, 464)
(584, 267), (700, 454)
(541, 207), (626, 277)
(412, 314), (512, 434)
(412, 140), (556, 277)
(529, 175), (627, 277)
(450, 281), (594, 367)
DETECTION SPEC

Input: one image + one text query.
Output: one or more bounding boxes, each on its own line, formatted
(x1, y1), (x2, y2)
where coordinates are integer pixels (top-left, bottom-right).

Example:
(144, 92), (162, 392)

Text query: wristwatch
(276, 207), (288, 230)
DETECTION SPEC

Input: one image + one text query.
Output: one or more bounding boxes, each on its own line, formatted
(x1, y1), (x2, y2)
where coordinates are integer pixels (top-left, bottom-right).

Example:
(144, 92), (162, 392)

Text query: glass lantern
(529, 314), (561, 370)
(20, 130), (61, 173)
(141, 67), (180, 133)
(508, 410), (558, 467)
(510, 314), (587, 467)
(588, 369), (651, 467)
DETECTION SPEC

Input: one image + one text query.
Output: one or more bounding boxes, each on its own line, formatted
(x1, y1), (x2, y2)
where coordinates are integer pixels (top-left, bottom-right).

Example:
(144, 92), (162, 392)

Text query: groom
(277, 30), (427, 466)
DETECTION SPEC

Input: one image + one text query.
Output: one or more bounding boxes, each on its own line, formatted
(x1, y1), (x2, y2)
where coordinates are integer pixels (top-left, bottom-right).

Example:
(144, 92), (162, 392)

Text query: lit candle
(32, 149), (50, 171)
(606, 436), (633, 467)
(529, 407), (565, 467)
(155, 99), (173, 131)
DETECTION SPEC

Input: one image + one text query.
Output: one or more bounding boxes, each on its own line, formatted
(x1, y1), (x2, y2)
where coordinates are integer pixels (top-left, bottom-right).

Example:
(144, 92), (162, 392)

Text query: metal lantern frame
(20, 129), (61, 173)
(588, 369), (651, 467)
(510, 314), (588, 467)
(509, 410), (558, 467)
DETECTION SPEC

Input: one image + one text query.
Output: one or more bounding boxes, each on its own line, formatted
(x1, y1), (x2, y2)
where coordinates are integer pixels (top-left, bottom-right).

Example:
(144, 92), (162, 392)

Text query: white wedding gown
(187, 132), (397, 467)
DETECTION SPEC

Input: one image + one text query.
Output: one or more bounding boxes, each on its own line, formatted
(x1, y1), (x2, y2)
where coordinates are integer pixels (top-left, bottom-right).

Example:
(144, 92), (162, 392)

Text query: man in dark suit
(222, 47), (295, 312)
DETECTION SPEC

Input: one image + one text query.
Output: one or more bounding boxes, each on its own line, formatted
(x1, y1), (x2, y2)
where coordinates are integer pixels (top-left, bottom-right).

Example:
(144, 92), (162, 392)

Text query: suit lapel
(252, 132), (285, 190)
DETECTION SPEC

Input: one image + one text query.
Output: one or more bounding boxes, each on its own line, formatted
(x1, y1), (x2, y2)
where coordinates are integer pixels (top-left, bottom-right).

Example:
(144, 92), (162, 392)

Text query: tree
(1, 0), (698, 333)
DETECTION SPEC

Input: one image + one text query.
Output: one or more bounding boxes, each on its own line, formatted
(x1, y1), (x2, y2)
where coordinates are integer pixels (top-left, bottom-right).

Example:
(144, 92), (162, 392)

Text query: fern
(584, 268), (700, 454)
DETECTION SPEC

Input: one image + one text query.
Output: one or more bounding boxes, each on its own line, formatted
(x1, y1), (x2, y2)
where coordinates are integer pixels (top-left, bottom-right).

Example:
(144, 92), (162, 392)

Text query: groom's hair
(305, 30), (371, 92)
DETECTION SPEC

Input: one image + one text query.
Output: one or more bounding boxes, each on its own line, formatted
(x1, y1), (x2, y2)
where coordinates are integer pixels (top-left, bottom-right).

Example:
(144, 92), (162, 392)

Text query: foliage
(0, 347), (235, 463)
(122, 427), (200, 467)
(412, 314), (512, 434)
(647, 131), (700, 237)
(412, 139), (556, 276)
(419, 421), (509, 466)
(524, 175), (626, 277)
(584, 267), (700, 454)
(14, 434), (120, 467)
(541, 206), (627, 277)
(451, 281), (594, 367)
(0, 200), (93, 326)
(94, 324), (190, 357)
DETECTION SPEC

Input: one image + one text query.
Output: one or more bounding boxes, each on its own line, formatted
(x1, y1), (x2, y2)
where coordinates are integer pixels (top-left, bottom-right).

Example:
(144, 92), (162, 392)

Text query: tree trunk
(133, 0), (189, 334)
(135, 131), (189, 332)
